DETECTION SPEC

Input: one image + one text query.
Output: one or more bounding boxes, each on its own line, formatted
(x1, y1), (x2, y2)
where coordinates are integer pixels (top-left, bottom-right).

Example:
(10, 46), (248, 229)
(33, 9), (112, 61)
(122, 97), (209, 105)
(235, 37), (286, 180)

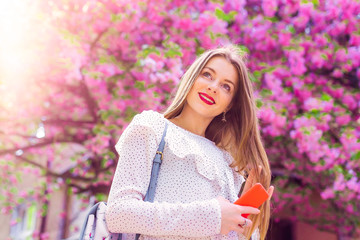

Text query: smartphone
(234, 183), (269, 218)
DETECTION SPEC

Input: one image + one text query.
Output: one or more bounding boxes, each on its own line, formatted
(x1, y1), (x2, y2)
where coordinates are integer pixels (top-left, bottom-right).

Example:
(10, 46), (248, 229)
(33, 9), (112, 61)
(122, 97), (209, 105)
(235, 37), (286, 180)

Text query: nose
(208, 83), (218, 93)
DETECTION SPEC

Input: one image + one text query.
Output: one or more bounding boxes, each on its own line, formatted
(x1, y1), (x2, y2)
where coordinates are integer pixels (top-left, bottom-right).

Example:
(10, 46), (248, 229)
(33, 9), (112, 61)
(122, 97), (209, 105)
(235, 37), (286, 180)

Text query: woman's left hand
(241, 166), (274, 199)
(241, 165), (275, 235)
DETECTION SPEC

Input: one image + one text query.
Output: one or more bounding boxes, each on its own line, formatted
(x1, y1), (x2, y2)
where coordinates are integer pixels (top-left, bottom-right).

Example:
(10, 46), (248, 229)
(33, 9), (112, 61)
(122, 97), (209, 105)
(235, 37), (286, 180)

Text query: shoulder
(115, 110), (164, 152)
(127, 110), (166, 142)
(131, 110), (164, 127)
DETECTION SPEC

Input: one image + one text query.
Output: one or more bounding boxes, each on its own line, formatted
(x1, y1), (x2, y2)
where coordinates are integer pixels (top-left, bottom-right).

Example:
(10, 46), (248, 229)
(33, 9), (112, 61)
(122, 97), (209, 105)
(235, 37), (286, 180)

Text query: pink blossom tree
(0, 0), (359, 238)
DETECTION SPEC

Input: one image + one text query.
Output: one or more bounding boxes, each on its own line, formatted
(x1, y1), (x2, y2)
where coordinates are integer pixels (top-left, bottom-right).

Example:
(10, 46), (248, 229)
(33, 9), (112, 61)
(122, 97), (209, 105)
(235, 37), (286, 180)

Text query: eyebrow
(203, 67), (236, 88)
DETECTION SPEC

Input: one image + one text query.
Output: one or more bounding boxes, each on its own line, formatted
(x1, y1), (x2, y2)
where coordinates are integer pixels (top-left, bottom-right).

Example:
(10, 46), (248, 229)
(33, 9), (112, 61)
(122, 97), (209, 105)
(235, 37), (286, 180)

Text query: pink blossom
(347, 177), (360, 192)
(314, 34), (328, 47)
(349, 34), (360, 46)
(311, 51), (326, 69)
(303, 97), (319, 111)
(288, 50), (307, 76)
(328, 21), (346, 37)
(262, 0), (278, 17)
(335, 49), (347, 62)
(334, 174), (346, 191)
(321, 188), (335, 199)
(343, 94), (357, 110)
(40, 232), (50, 240)
(290, 130), (303, 140)
(223, 0), (246, 13)
(331, 69), (343, 78)
(336, 115), (351, 125)
(346, 204), (354, 214)
(278, 32), (291, 46)
(259, 107), (276, 122)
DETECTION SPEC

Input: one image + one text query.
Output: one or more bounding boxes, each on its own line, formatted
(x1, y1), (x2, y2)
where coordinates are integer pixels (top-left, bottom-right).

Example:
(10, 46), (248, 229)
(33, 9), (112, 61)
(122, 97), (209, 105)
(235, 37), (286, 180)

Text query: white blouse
(105, 110), (260, 240)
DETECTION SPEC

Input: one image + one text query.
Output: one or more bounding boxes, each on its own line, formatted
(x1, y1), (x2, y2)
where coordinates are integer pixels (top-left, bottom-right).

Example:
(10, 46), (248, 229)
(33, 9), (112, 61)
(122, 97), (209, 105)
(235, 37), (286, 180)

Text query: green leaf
(125, 107), (137, 122)
(140, 46), (161, 58)
(253, 70), (262, 79)
(256, 99), (263, 108)
(100, 110), (112, 121)
(96, 193), (107, 202)
(310, 109), (321, 114)
(260, 89), (273, 97)
(110, 13), (122, 22)
(101, 158), (107, 168)
(10, 187), (18, 194)
(321, 54), (328, 60)
(303, 129), (311, 135)
(107, 151), (116, 159)
(134, 81), (146, 91)
(321, 94), (332, 102)
(165, 48), (183, 58)
(42, 204), (48, 217)
(312, 0), (319, 6)
(273, 136), (283, 141)
(351, 151), (360, 161)
(93, 125), (107, 135)
(287, 24), (296, 34)
(214, 8), (237, 23)
(147, 83), (155, 89)
(196, 46), (206, 55)
(249, 74), (259, 83)
(262, 66), (276, 73)
(265, 16), (279, 22)
(333, 165), (344, 174)
(153, 91), (159, 98)
(237, 45), (249, 54)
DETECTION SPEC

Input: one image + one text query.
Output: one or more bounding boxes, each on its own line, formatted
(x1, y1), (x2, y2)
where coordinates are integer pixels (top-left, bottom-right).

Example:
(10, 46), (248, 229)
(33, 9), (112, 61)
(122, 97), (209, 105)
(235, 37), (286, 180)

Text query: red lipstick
(198, 92), (215, 105)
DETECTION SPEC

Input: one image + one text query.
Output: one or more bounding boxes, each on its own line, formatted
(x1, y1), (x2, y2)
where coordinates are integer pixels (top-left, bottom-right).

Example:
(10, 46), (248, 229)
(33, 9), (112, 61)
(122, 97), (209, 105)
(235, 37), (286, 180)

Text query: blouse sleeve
(105, 114), (222, 237)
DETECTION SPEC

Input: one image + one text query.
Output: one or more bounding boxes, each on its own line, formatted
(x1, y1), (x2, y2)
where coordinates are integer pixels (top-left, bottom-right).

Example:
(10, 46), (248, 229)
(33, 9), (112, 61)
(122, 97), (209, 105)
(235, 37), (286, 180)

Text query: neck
(169, 104), (213, 137)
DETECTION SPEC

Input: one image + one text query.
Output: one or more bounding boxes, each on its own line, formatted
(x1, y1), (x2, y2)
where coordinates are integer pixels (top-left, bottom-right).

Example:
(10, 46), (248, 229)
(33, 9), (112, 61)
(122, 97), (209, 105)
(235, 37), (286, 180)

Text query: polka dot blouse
(105, 110), (260, 240)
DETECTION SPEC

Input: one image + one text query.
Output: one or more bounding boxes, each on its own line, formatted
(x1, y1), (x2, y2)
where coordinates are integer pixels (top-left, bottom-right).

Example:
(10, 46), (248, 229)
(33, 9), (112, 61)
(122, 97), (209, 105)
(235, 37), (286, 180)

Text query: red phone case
(234, 183), (269, 218)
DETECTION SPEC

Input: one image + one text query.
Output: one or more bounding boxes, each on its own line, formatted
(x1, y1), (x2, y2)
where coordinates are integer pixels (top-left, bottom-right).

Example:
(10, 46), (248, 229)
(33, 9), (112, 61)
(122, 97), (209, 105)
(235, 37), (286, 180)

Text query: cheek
(193, 77), (208, 87)
(222, 93), (234, 106)
(189, 79), (205, 95)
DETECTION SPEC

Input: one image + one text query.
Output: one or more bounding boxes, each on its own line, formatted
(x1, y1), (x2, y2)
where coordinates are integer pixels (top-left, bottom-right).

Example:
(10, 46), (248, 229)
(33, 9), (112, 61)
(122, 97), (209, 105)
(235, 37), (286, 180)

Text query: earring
(222, 111), (227, 122)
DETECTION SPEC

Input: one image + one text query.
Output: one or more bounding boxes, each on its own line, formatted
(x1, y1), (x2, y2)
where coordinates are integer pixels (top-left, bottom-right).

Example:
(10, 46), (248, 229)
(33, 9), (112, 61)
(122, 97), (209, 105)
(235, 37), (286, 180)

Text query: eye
(202, 71), (212, 79)
(222, 83), (231, 92)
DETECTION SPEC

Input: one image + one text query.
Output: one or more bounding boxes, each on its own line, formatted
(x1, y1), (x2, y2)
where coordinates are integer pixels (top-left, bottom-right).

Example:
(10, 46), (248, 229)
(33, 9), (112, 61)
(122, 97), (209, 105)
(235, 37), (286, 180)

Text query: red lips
(198, 92), (215, 105)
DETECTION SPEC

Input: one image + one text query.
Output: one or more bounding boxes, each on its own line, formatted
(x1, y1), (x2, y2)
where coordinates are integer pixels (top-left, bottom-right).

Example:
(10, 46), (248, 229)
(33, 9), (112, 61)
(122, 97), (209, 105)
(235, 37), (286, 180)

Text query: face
(185, 56), (239, 120)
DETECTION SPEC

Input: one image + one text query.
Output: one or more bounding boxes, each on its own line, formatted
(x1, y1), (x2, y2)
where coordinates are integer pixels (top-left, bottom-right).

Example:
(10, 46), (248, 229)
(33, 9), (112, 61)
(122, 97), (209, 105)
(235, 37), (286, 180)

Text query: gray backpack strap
(135, 122), (168, 240)
(78, 202), (101, 239)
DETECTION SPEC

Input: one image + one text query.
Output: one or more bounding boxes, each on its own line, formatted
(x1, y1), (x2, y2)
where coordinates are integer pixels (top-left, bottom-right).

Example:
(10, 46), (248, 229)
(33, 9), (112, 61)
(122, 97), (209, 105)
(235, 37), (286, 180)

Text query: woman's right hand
(216, 196), (260, 235)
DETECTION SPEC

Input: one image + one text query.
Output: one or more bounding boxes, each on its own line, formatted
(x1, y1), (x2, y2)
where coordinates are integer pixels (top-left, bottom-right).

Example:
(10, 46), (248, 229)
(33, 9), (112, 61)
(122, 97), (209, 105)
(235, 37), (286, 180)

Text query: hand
(241, 166), (274, 201)
(241, 166), (275, 235)
(216, 196), (260, 235)
(241, 166), (261, 196)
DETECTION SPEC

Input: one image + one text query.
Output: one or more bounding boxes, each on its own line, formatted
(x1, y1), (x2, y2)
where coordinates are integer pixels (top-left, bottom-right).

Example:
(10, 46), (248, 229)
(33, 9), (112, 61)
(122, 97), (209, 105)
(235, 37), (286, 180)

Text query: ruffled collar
(161, 115), (216, 146)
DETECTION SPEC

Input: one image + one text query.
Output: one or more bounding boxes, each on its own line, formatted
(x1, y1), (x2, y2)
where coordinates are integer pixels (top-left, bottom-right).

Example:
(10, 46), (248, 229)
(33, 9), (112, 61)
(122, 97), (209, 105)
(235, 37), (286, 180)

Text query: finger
(234, 226), (245, 234)
(267, 186), (274, 200)
(237, 218), (253, 228)
(243, 166), (261, 193)
(237, 206), (260, 215)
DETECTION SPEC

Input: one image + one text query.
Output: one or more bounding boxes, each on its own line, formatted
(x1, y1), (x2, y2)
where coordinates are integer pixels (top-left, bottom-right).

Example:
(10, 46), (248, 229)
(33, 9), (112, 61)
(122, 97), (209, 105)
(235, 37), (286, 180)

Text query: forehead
(203, 56), (239, 84)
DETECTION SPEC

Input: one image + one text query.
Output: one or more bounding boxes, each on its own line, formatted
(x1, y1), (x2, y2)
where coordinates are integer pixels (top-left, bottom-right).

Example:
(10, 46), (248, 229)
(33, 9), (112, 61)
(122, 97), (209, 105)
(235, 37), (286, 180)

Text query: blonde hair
(163, 45), (271, 240)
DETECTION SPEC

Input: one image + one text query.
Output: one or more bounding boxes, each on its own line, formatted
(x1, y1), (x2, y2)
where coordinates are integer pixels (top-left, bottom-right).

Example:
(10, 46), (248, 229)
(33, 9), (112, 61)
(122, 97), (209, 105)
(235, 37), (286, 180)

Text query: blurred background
(0, 0), (359, 239)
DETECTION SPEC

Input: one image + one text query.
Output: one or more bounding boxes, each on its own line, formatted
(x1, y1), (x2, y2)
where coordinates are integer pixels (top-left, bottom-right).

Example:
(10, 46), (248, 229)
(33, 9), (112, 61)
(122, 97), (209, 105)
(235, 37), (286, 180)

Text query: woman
(105, 45), (274, 240)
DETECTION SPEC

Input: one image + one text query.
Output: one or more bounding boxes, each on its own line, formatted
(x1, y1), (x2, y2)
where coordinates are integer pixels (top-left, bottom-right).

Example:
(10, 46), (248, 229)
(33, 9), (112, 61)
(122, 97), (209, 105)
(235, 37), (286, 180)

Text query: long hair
(163, 45), (271, 240)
